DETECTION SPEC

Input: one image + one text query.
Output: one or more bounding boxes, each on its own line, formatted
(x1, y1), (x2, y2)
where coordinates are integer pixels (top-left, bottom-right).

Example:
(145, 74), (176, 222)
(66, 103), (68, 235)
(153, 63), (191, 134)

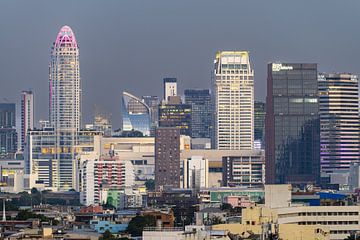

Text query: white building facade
(213, 51), (254, 150)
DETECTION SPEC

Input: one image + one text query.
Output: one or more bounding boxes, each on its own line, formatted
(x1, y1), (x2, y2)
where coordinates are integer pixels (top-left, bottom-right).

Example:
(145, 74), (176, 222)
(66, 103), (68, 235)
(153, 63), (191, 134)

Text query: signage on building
(272, 63), (293, 72)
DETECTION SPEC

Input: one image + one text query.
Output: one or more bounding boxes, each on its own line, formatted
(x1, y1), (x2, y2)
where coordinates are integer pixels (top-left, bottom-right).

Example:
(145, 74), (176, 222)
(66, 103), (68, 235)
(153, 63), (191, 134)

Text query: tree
(16, 210), (49, 222)
(127, 215), (156, 237)
(99, 230), (117, 240)
(145, 179), (155, 191)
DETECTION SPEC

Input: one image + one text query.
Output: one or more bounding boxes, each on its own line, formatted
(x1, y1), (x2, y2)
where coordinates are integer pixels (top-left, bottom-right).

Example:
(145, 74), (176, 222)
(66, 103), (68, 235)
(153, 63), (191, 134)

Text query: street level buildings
(266, 63), (320, 185)
(213, 51), (254, 150)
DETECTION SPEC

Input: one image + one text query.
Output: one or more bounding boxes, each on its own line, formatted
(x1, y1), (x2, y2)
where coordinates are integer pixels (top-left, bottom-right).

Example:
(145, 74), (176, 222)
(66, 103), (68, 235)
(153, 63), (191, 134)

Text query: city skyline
(1, 1), (360, 128)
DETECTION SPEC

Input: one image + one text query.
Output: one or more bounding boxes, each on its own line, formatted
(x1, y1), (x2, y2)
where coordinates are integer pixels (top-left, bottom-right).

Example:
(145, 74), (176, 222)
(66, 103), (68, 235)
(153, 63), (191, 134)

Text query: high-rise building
(158, 98), (192, 136)
(155, 127), (180, 190)
(142, 95), (159, 134)
(122, 91), (151, 136)
(254, 101), (265, 148)
(184, 89), (212, 138)
(0, 103), (17, 158)
(318, 73), (360, 173)
(48, 25), (81, 190)
(163, 78), (177, 102)
(266, 63), (320, 184)
(21, 91), (34, 151)
(49, 25), (81, 132)
(213, 51), (254, 150)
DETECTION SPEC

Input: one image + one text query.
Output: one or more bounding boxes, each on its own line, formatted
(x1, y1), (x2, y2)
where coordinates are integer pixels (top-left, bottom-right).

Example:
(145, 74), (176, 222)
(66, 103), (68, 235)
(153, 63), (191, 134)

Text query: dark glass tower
(0, 103), (17, 158)
(254, 101), (265, 145)
(184, 89), (212, 138)
(265, 63), (320, 184)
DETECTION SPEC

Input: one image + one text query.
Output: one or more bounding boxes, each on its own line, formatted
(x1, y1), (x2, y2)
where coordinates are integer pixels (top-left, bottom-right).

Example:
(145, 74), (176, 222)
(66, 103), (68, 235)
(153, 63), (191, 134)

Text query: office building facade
(266, 63), (320, 184)
(142, 95), (159, 135)
(163, 78), (177, 102)
(122, 91), (151, 136)
(318, 73), (360, 173)
(155, 127), (180, 190)
(158, 101), (192, 136)
(213, 51), (254, 150)
(0, 103), (17, 158)
(21, 91), (34, 151)
(222, 150), (265, 188)
(184, 89), (212, 138)
(254, 101), (265, 147)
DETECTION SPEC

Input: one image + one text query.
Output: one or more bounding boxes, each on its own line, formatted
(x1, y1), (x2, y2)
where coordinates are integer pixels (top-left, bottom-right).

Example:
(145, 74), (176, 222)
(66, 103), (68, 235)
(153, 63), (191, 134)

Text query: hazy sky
(1, 0), (360, 128)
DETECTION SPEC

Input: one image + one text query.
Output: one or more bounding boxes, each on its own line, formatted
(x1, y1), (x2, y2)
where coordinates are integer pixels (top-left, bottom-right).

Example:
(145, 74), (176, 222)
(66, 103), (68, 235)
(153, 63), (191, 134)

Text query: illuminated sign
(272, 63), (293, 72)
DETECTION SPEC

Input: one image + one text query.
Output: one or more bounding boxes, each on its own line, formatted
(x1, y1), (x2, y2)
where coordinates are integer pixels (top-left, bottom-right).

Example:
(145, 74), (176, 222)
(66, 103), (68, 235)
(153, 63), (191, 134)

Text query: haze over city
(1, 0), (360, 127)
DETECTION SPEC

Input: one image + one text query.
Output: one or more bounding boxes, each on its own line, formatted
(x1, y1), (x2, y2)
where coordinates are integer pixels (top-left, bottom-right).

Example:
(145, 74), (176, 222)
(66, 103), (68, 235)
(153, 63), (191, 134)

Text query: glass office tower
(184, 89), (212, 138)
(266, 63), (320, 184)
(0, 103), (17, 158)
(122, 91), (151, 136)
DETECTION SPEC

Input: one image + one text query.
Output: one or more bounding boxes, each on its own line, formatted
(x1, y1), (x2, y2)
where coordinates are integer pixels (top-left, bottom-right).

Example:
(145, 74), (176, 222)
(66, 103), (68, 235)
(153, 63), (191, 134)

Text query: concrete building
(213, 51), (254, 150)
(222, 150), (265, 188)
(158, 98), (192, 136)
(163, 78), (177, 102)
(181, 149), (265, 188)
(155, 127), (181, 190)
(100, 136), (155, 184)
(266, 63), (320, 185)
(79, 154), (134, 206)
(184, 89), (212, 139)
(180, 156), (209, 190)
(21, 91), (34, 151)
(27, 128), (102, 191)
(318, 73), (360, 176)
(0, 103), (17, 158)
(48, 25), (81, 190)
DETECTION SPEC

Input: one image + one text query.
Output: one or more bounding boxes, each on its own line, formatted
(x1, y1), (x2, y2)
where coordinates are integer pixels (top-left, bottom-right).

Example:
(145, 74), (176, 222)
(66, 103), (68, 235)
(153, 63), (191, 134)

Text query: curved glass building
(122, 92), (151, 136)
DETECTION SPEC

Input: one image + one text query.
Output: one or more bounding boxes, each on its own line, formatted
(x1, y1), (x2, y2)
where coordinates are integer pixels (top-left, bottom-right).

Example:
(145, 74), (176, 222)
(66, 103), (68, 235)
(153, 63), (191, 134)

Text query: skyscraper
(163, 78), (177, 102)
(266, 63), (320, 184)
(0, 103), (17, 158)
(254, 101), (265, 148)
(48, 25), (81, 190)
(21, 91), (34, 151)
(184, 89), (212, 138)
(122, 91), (151, 136)
(158, 97), (192, 136)
(142, 95), (159, 135)
(155, 127), (180, 190)
(318, 73), (360, 174)
(213, 51), (254, 150)
(49, 25), (81, 132)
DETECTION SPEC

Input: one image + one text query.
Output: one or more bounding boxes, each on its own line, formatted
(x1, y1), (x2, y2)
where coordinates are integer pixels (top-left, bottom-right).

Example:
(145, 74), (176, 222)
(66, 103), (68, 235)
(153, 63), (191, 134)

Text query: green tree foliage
(145, 179), (155, 191)
(16, 210), (49, 222)
(99, 230), (117, 240)
(127, 215), (156, 237)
